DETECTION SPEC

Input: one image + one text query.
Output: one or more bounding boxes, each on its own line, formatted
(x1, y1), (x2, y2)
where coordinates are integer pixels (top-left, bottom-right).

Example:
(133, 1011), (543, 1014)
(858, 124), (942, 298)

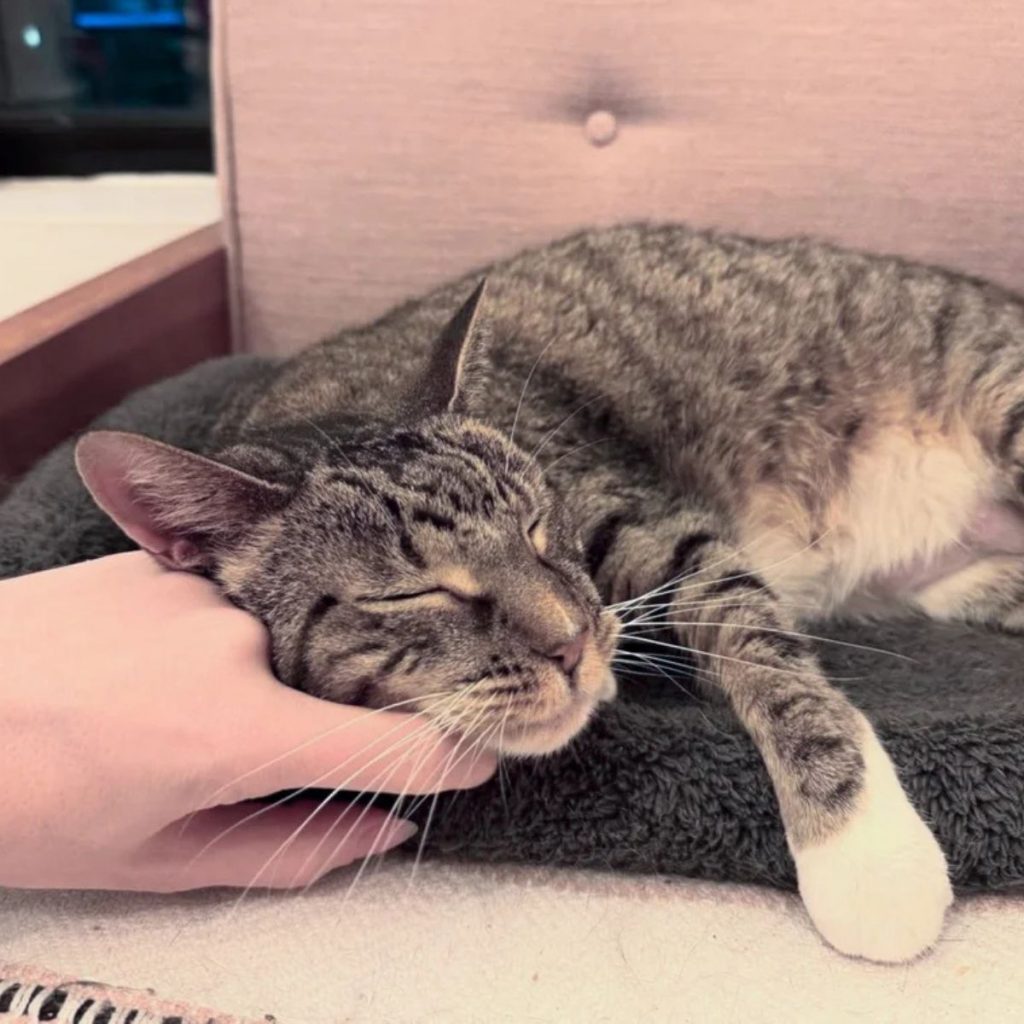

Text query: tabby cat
(76, 223), (1024, 962)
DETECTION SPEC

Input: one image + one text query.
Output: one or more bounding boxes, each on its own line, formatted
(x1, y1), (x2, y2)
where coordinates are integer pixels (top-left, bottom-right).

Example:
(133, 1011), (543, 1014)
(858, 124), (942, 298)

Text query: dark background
(0, 0), (212, 176)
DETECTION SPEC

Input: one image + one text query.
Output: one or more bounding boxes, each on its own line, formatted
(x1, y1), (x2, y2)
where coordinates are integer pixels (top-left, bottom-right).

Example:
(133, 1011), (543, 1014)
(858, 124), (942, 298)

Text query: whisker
(399, 693), (494, 829)
(496, 694), (514, 815)
(620, 566), (787, 621)
(225, 719), (448, 911)
(391, 692), (503, 835)
(292, 729), (435, 899)
(623, 581), (782, 623)
(607, 529), (780, 613)
(304, 683), (494, 903)
(309, 699), (498, 907)
(613, 655), (696, 683)
(622, 633), (813, 678)
(397, 692), (493, 827)
(411, 715), (503, 878)
(614, 569), (831, 622)
(528, 396), (605, 462)
(278, 742), (434, 908)
(187, 692), (445, 835)
(610, 526), (835, 615)
(297, 685), (479, 898)
(542, 437), (611, 475)
(312, 686), (481, 872)
(612, 565), (763, 614)
(184, 688), (460, 872)
(621, 619), (915, 663)
(615, 650), (731, 737)
(198, 691), (459, 896)
(623, 595), (821, 619)
(614, 648), (692, 669)
(294, 413), (356, 467)
(624, 633), (869, 683)
(359, 688), (488, 892)
(507, 335), (564, 467)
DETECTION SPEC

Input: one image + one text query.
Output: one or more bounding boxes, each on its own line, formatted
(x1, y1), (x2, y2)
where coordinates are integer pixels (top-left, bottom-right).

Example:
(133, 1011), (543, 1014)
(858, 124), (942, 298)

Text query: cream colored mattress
(0, 174), (219, 321)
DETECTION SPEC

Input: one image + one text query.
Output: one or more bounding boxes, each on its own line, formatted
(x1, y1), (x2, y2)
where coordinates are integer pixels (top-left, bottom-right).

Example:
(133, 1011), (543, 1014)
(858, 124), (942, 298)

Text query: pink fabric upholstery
(214, 0), (1024, 356)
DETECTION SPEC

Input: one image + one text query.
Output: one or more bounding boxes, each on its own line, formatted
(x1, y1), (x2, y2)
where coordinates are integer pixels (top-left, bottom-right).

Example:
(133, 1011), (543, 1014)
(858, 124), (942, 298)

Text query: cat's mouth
(481, 609), (621, 757)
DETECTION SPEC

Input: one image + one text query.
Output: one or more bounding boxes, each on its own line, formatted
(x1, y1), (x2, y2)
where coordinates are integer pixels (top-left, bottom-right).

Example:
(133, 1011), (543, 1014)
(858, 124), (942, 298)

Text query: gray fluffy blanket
(3, 357), (1023, 891)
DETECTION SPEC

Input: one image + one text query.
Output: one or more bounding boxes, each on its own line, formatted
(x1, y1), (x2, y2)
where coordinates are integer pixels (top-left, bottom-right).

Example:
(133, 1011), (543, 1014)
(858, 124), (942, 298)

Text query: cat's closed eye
(357, 564), (499, 610)
(526, 517), (548, 555)
(356, 588), (458, 609)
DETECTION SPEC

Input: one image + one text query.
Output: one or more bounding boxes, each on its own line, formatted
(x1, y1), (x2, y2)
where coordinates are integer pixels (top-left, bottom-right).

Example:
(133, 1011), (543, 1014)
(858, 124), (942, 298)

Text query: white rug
(1, 859), (1020, 1024)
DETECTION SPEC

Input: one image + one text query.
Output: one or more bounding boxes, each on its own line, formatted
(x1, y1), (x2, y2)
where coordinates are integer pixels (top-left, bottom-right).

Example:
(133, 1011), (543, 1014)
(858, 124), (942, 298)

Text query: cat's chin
(488, 690), (602, 757)
(488, 654), (618, 756)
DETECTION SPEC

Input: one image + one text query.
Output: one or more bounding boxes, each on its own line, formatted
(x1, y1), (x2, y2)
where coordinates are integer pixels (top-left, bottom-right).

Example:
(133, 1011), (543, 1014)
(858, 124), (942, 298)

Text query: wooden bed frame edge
(0, 224), (232, 483)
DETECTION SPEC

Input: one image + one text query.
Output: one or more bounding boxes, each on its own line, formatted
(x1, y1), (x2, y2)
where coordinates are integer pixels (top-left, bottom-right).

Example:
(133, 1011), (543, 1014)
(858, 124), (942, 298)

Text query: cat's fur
(77, 223), (1024, 962)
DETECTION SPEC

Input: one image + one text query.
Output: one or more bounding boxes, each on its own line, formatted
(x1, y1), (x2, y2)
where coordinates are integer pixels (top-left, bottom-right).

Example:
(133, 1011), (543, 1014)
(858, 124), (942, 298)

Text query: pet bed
(2, 357), (1022, 891)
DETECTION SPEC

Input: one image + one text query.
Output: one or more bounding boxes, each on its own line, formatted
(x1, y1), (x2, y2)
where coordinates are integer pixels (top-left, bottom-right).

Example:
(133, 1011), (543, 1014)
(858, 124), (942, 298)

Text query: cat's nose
(547, 628), (589, 675)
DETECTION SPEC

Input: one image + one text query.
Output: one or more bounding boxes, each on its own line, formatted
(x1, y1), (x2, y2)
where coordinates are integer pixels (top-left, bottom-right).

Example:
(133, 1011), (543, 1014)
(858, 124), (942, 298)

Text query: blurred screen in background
(74, 1), (186, 30)
(0, 0), (212, 175)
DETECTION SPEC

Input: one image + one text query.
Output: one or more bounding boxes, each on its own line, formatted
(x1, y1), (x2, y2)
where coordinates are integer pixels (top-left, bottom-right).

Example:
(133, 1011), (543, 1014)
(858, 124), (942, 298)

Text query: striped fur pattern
(209, 415), (621, 757)
(77, 223), (1024, 961)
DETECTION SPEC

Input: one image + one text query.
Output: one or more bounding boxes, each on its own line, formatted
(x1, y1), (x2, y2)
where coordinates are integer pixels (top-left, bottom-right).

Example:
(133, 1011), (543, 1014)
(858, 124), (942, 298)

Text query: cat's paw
(792, 735), (953, 963)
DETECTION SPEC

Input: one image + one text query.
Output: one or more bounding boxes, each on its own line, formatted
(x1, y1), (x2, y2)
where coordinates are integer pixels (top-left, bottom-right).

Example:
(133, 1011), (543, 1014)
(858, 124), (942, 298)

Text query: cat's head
(75, 282), (620, 757)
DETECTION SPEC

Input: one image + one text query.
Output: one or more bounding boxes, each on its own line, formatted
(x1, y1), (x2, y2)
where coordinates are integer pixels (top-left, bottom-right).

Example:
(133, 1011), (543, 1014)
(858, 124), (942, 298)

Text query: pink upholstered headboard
(214, 0), (1024, 357)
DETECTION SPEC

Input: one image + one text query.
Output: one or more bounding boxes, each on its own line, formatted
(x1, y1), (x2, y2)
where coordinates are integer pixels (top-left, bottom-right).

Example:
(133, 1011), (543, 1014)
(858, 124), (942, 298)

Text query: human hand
(0, 552), (496, 892)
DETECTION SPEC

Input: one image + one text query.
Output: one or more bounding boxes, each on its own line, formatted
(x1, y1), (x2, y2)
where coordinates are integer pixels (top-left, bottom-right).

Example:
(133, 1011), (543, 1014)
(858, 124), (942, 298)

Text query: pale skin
(0, 552), (496, 892)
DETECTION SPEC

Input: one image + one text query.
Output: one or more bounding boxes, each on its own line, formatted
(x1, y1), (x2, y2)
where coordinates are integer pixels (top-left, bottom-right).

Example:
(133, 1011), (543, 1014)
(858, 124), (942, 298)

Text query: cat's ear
(75, 431), (290, 571)
(406, 278), (488, 417)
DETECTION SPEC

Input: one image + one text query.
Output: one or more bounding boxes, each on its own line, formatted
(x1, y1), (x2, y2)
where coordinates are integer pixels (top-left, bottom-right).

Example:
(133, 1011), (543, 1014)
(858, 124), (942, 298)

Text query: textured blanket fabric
(3, 357), (1023, 892)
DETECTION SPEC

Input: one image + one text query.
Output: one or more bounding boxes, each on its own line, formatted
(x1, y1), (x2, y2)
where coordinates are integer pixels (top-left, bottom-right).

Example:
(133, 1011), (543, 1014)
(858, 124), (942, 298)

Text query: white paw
(793, 730), (953, 963)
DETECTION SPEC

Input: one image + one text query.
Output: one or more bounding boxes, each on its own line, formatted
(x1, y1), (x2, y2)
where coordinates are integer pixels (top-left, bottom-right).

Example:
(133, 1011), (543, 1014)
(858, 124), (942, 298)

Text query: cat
(75, 222), (1024, 963)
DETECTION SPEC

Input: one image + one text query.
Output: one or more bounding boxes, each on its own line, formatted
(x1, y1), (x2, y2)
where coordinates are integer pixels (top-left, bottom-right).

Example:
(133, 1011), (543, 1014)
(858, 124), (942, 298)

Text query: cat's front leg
(788, 713), (951, 963)
(596, 515), (952, 962)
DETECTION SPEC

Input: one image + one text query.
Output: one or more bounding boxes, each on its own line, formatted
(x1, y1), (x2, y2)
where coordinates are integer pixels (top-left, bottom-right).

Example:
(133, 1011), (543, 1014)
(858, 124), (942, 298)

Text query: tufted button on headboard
(214, 0), (1024, 356)
(584, 111), (619, 148)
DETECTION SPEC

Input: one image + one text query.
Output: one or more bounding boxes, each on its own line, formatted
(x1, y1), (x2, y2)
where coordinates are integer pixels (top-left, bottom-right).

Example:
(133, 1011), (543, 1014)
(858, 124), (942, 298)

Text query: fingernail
(386, 818), (419, 846)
